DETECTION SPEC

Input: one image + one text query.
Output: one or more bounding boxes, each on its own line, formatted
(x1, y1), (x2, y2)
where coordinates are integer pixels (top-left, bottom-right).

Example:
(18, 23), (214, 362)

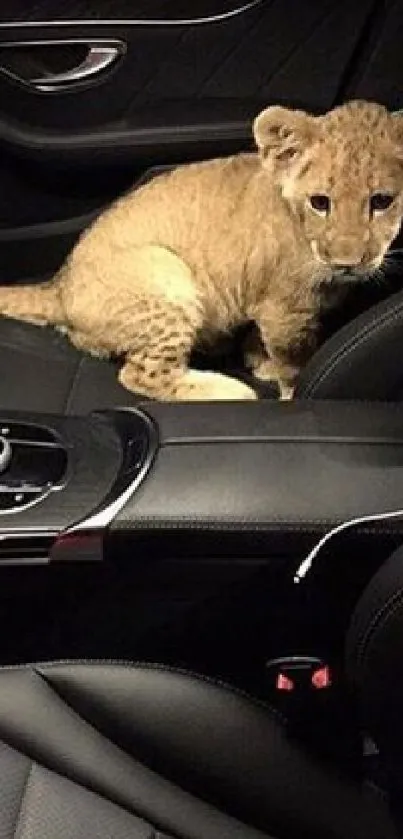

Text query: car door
(0, 0), (401, 284)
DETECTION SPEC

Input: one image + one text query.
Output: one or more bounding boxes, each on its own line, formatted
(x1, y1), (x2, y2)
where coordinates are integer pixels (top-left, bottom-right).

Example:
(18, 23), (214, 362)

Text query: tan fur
(1, 100), (403, 401)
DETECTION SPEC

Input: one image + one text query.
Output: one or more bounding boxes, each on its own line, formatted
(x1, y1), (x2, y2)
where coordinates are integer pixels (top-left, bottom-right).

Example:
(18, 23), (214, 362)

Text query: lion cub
(1, 100), (402, 400)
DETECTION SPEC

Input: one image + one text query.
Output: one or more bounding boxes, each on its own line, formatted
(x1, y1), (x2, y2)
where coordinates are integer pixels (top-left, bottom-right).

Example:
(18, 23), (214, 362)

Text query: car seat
(0, 279), (402, 412)
(1, 546), (403, 838)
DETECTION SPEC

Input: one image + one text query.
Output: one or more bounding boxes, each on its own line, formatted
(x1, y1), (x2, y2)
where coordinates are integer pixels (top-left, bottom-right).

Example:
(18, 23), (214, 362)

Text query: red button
(276, 673), (294, 691)
(311, 666), (332, 689)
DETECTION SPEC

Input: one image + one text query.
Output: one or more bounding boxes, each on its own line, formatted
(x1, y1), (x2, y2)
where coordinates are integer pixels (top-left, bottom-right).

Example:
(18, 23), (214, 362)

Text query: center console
(0, 401), (403, 573)
(1, 399), (403, 689)
(0, 408), (155, 563)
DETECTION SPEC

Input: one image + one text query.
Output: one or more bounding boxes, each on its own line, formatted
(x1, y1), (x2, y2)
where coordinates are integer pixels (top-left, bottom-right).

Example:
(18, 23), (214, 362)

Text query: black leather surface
(0, 661), (397, 839)
(144, 400), (403, 444)
(112, 402), (403, 555)
(346, 548), (403, 749)
(297, 289), (403, 400)
(0, 317), (139, 414)
(346, 546), (403, 818)
(0, 0), (256, 20)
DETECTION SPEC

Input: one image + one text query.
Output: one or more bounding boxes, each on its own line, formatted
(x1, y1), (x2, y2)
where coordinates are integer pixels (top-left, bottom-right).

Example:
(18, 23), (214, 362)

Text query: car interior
(0, 1), (403, 837)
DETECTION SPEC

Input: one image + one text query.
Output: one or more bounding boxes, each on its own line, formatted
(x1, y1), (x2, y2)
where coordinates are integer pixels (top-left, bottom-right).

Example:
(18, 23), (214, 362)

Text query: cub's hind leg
(63, 245), (256, 401)
(117, 248), (256, 400)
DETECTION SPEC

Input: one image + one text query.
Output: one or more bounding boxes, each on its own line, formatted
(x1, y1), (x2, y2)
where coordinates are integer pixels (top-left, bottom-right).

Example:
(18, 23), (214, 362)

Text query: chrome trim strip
(0, 437), (12, 473)
(0, 0), (263, 28)
(50, 408), (158, 561)
(64, 408), (158, 533)
(0, 524), (57, 540)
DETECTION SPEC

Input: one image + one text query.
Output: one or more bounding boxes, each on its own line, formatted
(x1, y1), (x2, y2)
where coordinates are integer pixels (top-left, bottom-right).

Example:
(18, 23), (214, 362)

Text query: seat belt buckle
(265, 656), (332, 695)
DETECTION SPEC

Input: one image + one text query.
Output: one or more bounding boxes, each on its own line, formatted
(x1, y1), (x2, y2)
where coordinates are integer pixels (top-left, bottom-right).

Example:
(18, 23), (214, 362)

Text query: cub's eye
(370, 193), (395, 213)
(309, 194), (331, 214)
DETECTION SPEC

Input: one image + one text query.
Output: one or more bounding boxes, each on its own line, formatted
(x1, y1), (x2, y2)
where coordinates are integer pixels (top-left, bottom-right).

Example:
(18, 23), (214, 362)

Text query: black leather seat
(347, 544), (403, 830)
(0, 317), (136, 415)
(295, 288), (403, 400)
(0, 660), (398, 839)
(1, 285), (403, 412)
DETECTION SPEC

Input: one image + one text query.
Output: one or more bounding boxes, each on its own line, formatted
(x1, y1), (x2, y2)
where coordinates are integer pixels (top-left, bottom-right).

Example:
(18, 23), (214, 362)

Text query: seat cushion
(0, 317), (140, 414)
(0, 662), (397, 839)
(3, 286), (403, 410)
(0, 317), (276, 413)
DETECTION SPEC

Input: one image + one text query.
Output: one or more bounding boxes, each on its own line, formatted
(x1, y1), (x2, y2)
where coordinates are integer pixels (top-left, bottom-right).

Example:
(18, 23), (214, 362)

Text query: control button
(0, 437), (12, 474)
(0, 490), (43, 511)
(311, 666), (332, 690)
(276, 673), (295, 692)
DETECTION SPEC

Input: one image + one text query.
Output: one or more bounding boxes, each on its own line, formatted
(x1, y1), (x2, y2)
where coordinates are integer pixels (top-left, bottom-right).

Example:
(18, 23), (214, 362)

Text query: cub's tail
(0, 278), (64, 326)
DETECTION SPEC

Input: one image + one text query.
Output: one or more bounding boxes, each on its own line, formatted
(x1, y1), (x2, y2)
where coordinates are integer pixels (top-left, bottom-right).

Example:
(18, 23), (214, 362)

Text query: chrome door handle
(31, 43), (124, 91)
(0, 39), (126, 92)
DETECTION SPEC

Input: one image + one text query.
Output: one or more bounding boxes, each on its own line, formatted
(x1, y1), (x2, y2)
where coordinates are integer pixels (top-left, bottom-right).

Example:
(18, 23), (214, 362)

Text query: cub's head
(253, 100), (403, 277)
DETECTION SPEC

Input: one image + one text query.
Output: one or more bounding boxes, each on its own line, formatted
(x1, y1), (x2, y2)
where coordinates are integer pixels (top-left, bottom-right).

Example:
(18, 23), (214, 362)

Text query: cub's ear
(253, 105), (318, 166)
(390, 111), (403, 160)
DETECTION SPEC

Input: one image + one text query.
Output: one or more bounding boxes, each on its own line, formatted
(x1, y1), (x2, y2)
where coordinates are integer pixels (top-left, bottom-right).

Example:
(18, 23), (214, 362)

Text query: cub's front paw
(252, 359), (296, 400)
(279, 383), (294, 401)
(176, 370), (257, 401)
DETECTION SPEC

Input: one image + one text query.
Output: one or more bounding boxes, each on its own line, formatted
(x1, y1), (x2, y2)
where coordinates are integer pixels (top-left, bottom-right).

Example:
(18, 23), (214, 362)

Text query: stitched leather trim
(64, 356), (86, 415)
(121, 518), (403, 534)
(0, 660), (287, 726)
(301, 297), (403, 397)
(10, 761), (33, 839)
(355, 588), (403, 673)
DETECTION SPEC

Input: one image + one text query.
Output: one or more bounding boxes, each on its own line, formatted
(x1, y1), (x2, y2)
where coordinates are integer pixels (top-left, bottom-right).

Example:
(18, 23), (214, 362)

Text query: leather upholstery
(0, 317), (138, 415)
(346, 546), (403, 812)
(0, 661), (398, 839)
(112, 401), (403, 558)
(2, 289), (403, 413)
(296, 289), (403, 400)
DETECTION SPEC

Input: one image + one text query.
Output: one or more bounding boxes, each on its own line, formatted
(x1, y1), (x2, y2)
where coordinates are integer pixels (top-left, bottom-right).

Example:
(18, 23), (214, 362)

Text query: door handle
(31, 43), (124, 91)
(0, 39), (126, 92)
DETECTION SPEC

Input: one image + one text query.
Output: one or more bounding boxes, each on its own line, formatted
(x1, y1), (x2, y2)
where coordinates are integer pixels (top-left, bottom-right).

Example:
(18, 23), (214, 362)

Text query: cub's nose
(328, 242), (365, 273)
